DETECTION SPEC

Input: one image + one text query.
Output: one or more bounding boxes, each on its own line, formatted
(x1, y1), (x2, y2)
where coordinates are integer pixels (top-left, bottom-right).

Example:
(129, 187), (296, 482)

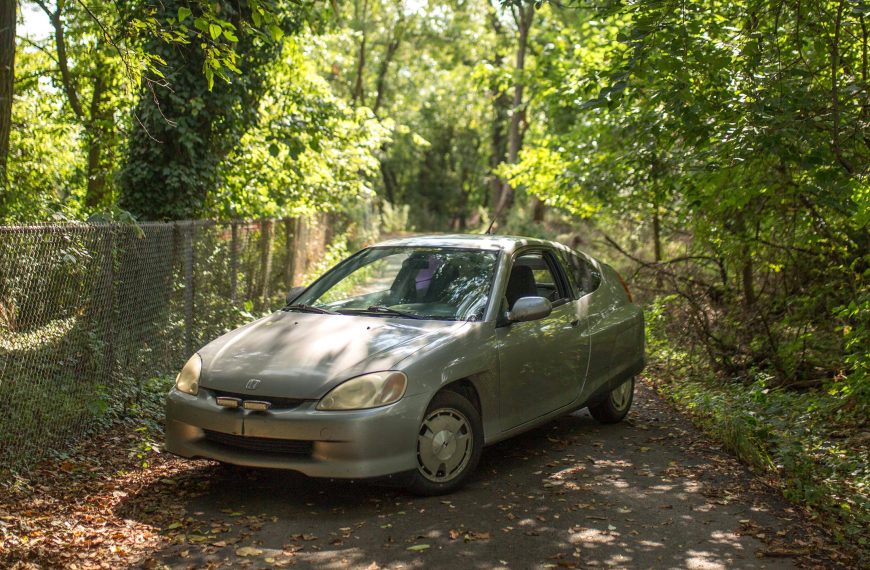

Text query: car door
(496, 248), (583, 430)
(562, 251), (612, 403)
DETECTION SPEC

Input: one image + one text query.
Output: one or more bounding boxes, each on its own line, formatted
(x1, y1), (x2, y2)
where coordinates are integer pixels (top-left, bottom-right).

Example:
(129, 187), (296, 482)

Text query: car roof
(372, 233), (575, 255)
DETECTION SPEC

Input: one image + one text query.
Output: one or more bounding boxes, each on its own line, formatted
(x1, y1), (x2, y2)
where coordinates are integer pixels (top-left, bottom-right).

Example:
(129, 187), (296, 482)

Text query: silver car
(165, 234), (644, 495)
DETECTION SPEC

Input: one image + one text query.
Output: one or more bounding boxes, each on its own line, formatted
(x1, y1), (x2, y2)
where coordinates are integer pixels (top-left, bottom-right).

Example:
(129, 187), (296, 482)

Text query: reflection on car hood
(198, 311), (466, 399)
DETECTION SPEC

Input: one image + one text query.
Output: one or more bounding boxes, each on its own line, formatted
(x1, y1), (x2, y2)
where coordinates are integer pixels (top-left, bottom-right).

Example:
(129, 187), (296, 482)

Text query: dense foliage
(119, 0), (288, 220)
(511, 0), (869, 383)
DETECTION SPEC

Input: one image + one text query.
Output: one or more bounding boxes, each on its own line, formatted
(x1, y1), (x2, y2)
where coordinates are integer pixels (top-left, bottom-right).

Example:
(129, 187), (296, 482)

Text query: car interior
(503, 252), (568, 312)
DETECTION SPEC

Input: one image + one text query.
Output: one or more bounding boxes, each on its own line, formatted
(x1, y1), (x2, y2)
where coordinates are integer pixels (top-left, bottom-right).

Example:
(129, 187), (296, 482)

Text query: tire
(589, 376), (635, 424)
(407, 390), (483, 496)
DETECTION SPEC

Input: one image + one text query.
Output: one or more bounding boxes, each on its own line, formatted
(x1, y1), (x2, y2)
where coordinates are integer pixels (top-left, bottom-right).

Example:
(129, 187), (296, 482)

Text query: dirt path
(121, 381), (845, 569)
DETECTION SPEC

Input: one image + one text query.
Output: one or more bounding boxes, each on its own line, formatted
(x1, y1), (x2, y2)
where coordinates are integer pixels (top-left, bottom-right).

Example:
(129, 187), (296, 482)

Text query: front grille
(203, 430), (313, 457)
(211, 390), (309, 410)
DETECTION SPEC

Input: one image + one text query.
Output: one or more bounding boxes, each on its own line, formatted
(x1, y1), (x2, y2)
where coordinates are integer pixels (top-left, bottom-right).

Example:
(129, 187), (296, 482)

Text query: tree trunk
(493, 2), (535, 226)
(351, 0), (369, 107)
(831, 0), (852, 173)
(486, 8), (509, 213)
(532, 198), (545, 222)
(379, 152), (397, 203)
(84, 72), (109, 209)
(488, 88), (509, 209)
(652, 208), (663, 288)
(373, 37), (400, 115)
(372, 32), (401, 202)
(51, 6), (84, 121)
(0, 0), (15, 200)
(734, 212), (755, 307)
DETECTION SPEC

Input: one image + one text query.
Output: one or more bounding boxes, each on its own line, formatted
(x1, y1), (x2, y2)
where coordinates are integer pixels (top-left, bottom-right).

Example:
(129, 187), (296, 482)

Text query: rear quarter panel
(583, 263), (645, 400)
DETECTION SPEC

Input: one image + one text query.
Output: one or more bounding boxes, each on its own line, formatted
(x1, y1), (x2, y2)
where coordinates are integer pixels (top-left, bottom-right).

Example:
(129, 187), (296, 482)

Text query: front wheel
(407, 390), (483, 496)
(589, 376), (635, 424)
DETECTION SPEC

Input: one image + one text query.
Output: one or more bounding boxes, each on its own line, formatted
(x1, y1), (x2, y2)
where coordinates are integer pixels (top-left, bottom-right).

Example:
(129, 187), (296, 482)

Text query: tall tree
(32, 0), (117, 209)
(0, 0), (15, 207)
(118, 0), (299, 220)
(492, 0), (534, 226)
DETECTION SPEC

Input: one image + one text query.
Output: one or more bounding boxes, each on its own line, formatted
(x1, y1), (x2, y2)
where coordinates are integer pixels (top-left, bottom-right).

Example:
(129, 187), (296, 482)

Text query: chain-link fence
(0, 217), (334, 471)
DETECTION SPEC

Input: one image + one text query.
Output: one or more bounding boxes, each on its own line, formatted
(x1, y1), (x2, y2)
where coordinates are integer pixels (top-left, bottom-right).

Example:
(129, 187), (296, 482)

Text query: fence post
(230, 220), (239, 303)
(283, 218), (296, 289)
(259, 219), (274, 307)
(103, 225), (117, 396)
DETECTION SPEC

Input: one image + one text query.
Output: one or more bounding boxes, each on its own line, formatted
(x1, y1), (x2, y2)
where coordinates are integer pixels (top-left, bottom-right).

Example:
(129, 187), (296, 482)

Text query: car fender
(396, 321), (500, 441)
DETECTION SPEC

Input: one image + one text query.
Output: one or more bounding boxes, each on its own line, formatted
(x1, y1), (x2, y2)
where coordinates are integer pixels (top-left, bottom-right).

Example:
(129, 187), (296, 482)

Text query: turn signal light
(216, 397), (241, 408)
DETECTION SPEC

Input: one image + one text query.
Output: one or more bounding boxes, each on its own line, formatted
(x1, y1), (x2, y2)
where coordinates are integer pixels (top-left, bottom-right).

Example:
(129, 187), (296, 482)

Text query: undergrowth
(646, 352), (870, 551)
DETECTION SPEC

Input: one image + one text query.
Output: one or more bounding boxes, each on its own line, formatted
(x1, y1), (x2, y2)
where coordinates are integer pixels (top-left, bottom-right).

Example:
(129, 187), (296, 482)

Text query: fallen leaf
(235, 546), (263, 557)
(406, 544), (430, 551)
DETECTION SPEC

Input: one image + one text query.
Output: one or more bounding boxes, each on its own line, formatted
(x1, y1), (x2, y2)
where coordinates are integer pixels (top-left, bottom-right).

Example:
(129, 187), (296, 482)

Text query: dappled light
(94, 383), (831, 569)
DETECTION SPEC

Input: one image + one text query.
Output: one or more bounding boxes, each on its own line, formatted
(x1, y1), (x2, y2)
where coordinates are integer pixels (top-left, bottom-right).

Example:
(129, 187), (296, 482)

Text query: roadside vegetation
(0, 0), (867, 558)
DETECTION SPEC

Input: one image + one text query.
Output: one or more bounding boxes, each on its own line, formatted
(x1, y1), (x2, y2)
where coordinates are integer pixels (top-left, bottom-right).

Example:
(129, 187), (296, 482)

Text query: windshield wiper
(283, 304), (338, 315)
(339, 305), (425, 319)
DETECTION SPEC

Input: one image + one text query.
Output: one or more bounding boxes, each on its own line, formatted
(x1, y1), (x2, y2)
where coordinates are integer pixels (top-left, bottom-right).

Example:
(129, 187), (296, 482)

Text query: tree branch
(49, 3), (85, 121)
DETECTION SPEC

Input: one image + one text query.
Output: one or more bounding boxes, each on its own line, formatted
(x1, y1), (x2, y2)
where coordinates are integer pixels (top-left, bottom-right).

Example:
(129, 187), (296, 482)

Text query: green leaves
(268, 24), (284, 42)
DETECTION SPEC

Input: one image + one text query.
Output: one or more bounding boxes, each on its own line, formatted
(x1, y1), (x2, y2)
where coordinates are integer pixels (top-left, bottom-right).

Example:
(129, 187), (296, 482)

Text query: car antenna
(485, 195), (507, 235)
(485, 217), (497, 235)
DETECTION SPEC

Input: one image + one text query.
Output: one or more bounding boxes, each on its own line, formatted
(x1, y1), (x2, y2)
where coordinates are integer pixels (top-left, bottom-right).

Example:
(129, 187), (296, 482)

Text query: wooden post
(283, 218), (296, 290)
(259, 220), (274, 307)
(230, 221), (239, 303)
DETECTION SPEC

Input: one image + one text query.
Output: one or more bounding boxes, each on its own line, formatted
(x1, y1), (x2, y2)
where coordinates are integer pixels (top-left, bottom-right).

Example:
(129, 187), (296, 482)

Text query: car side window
(505, 251), (571, 309)
(555, 250), (581, 298)
(567, 252), (601, 296)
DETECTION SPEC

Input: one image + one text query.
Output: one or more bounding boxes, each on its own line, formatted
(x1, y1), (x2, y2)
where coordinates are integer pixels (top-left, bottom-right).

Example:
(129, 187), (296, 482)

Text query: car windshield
(292, 246), (500, 321)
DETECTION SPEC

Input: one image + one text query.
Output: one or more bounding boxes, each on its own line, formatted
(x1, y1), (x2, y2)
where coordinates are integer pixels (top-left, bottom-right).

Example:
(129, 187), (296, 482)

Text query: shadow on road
(117, 385), (807, 569)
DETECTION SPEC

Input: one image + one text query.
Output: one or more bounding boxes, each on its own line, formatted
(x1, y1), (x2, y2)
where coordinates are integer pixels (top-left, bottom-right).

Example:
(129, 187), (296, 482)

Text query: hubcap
(610, 378), (633, 410)
(416, 408), (473, 483)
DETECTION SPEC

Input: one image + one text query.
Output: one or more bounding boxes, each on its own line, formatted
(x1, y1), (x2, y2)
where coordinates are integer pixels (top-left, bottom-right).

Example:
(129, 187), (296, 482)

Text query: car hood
(198, 311), (467, 399)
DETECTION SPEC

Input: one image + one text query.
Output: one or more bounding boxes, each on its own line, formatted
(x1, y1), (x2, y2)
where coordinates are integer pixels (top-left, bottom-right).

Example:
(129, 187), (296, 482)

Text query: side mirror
(286, 286), (306, 304)
(507, 296), (552, 323)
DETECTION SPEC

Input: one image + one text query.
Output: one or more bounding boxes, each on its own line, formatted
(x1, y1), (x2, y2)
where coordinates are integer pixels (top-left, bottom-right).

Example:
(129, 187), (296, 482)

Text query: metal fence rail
(0, 217), (330, 471)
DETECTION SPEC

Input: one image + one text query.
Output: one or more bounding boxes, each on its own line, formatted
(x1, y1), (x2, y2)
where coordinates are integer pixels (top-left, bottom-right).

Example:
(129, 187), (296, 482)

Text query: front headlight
(175, 354), (201, 395)
(317, 371), (407, 410)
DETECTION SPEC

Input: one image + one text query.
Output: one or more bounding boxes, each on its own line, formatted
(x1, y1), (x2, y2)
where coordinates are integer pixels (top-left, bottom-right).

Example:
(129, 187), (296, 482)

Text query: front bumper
(165, 387), (429, 478)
